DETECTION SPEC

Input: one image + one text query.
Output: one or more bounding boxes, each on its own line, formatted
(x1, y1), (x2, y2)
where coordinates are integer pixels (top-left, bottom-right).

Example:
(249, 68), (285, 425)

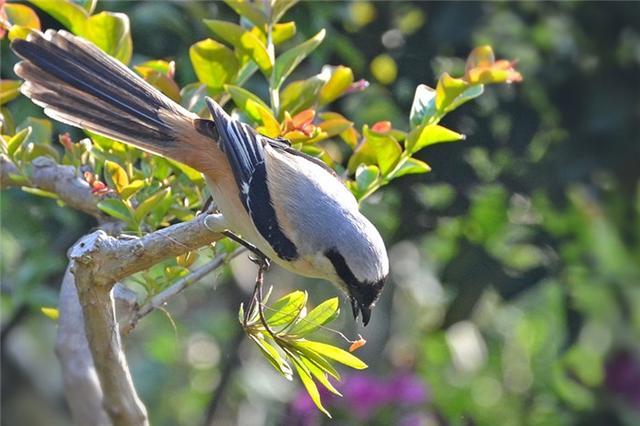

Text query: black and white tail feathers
(10, 30), (204, 163)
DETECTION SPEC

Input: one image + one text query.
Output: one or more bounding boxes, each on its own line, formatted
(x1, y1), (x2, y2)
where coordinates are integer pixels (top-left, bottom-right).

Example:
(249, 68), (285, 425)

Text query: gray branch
(1, 154), (103, 217)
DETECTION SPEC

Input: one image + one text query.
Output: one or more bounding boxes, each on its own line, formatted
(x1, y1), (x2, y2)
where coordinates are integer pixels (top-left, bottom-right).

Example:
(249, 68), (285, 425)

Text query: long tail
(10, 30), (217, 170)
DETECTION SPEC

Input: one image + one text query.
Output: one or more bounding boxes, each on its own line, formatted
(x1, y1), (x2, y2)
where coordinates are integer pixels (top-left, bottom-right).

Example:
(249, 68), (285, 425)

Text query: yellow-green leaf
(301, 356), (342, 396)
(98, 198), (135, 223)
(355, 164), (379, 193)
(225, 85), (272, 122)
(223, 0), (267, 29)
(273, 29), (326, 89)
(4, 3), (41, 31)
(0, 80), (22, 105)
(119, 179), (144, 200)
(203, 20), (272, 74)
(290, 297), (340, 336)
(297, 340), (368, 369)
(435, 72), (468, 111)
(280, 77), (324, 116)
(7, 127), (31, 156)
(81, 12), (132, 64)
(189, 39), (239, 90)
(8, 25), (34, 41)
(273, 21), (296, 45)
(292, 357), (332, 417)
(319, 66), (354, 105)
(135, 188), (171, 222)
(40, 307), (59, 321)
(104, 160), (129, 194)
(393, 158), (431, 178)
(266, 291), (307, 327)
(406, 124), (465, 153)
(29, 0), (88, 33)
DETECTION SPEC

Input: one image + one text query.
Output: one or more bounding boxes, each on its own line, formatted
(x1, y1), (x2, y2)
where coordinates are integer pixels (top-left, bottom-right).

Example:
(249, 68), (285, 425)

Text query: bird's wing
(205, 99), (298, 261)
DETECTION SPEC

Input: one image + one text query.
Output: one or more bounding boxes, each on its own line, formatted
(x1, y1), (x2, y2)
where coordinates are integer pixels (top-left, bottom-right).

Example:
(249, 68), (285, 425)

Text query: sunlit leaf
(301, 356), (342, 396)
(410, 84), (436, 127)
(266, 291), (307, 327)
(270, 0), (299, 24)
(273, 29), (326, 89)
(250, 335), (293, 379)
(225, 84), (272, 122)
(29, 0), (88, 33)
(104, 160), (129, 194)
(406, 124), (464, 153)
(272, 21), (296, 45)
(8, 25), (34, 41)
(203, 20), (272, 74)
(255, 103), (281, 138)
(292, 357), (332, 417)
(297, 340), (367, 369)
(166, 158), (204, 183)
(355, 164), (379, 194)
(393, 158), (431, 178)
(40, 307), (59, 320)
(290, 297), (340, 336)
(0, 80), (22, 105)
(135, 188), (171, 222)
(82, 12), (132, 64)
(21, 186), (58, 199)
(435, 72), (468, 111)
(98, 198), (135, 223)
(319, 65), (354, 105)
(362, 125), (402, 175)
(135, 61), (180, 101)
(7, 127), (31, 156)
(280, 77), (324, 116)
(119, 180), (144, 200)
(4, 3), (41, 32)
(190, 39), (239, 90)
(465, 45), (522, 85)
(223, 0), (267, 29)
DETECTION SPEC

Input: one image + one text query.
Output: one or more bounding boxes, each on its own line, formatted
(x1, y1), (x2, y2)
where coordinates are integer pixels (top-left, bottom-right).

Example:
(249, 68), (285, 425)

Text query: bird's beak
(350, 296), (372, 326)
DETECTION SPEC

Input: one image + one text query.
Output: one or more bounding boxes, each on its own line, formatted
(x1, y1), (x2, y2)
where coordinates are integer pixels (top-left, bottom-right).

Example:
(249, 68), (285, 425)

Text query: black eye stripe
(324, 248), (359, 289)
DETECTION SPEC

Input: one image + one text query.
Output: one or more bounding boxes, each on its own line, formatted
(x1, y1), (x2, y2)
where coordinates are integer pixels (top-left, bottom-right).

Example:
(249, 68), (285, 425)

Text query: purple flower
(605, 350), (640, 410)
(342, 375), (393, 419)
(389, 373), (429, 406)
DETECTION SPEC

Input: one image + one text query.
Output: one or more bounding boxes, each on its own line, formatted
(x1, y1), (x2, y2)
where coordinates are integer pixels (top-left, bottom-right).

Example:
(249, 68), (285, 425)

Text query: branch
(1, 154), (103, 217)
(67, 213), (228, 426)
(122, 246), (246, 335)
(55, 265), (111, 426)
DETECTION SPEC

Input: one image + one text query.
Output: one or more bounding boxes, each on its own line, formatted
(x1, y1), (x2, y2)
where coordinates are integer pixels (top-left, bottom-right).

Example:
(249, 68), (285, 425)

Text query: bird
(10, 29), (389, 326)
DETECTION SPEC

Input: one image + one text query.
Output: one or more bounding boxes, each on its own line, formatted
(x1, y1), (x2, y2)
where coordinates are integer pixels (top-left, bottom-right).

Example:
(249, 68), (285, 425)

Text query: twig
(122, 246), (246, 335)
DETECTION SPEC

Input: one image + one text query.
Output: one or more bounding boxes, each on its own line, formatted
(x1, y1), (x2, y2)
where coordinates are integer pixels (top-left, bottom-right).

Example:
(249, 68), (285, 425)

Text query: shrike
(11, 30), (388, 325)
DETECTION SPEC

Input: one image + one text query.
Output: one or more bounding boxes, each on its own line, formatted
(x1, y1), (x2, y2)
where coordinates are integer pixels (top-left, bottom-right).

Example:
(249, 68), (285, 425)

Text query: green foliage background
(1, 1), (639, 425)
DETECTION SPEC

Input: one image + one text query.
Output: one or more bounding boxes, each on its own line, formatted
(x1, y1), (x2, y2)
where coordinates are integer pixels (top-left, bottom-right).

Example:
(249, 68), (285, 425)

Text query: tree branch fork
(2, 154), (243, 425)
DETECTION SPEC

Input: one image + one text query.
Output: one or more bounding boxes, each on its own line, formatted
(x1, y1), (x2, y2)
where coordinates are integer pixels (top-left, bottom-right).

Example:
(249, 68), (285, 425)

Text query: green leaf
(76, 0), (97, 14)
(4, 3), (41, 30)
(21, 186), (58, 200)
(270, 0), (299, 24)
(273, 29), (326, 89)
(280, 77), (324, 116)
(17, 117), (52, 144)
(7, 127), (31, 156)
(290, 297), (340, 336)
(165, 158), (204, 183)
(135, 188), (171, 223)
(249, 335), (293, 379)
(363, 125), (402, 175)
(225, 85), (272, 122)
(28, 0), (88, 33)
(119, 180), (144, 200)
(292, 357), (332, 417)
(180, 82), (208, 113)
(300, 356), (342, 396)
(98, 198), (135, 223)
(82, 12), (132, 64)
(355, 164), (380, 194)
(189, 39), (239, 90)
(104, 160), (129, 194)
(266, 291), (307, 327)
(297, 340), (367, 369)
(223, 0), (267, 29)
(272, 22), (296, 45)
(1, 80), (23, 105)
(319, 66), (354, 105)
(406, 124), (465, 154)
(445, 84), (484, 113)
(393, 158), (431, 178)
(410, 84), (436, 127)
(8, 25), (35, 41)
(203, 20), (272, 75)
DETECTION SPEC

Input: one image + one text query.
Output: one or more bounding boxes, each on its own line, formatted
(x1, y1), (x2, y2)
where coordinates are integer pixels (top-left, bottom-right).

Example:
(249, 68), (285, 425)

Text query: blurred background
(2, 1), (639, 425)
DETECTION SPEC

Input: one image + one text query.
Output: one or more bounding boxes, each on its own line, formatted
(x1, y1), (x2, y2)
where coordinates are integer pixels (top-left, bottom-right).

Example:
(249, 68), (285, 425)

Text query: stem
(266, 18), (279, 116)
